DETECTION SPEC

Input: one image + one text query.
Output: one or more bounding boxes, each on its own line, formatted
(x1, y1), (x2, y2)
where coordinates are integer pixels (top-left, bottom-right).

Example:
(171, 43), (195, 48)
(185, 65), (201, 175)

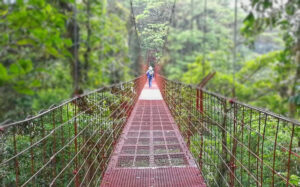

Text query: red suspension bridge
(0, 75), (299, 186)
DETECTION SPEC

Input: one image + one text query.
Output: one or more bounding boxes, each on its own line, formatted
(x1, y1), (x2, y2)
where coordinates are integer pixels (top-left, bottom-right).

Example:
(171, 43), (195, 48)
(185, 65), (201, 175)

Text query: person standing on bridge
(146, 66), (154, 88)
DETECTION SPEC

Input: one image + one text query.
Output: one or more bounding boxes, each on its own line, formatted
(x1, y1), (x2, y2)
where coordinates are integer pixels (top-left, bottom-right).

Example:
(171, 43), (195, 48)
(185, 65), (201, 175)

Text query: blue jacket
(146, 70), (154, 79)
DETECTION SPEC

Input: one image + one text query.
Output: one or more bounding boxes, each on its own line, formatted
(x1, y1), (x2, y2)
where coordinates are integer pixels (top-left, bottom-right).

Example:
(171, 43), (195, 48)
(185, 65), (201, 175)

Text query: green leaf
(19, 59), (33, 73)
(46, 47), (61, 57)
(251, 0), (259, 6)
(243, 12), (255, 25)
(10, 63), (23, 75)
(9, 60), (33, 75)
(13, 86), (34, 95)
(285, 3), (295, 15)
(0, 63), (8, 81)
(0, 9), (8, 16)
(13, 80), (35, 95)
(17, 39), (35, 46)
(16, 0), (24, 5)
(30, 79), (41, 87)
(263, 0), (272, 9)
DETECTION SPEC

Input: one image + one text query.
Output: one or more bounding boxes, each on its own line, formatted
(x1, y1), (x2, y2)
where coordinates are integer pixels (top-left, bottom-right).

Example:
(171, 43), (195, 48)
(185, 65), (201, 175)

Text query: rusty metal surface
(101, 82), (205, 186)
(101, 167), (206, 187)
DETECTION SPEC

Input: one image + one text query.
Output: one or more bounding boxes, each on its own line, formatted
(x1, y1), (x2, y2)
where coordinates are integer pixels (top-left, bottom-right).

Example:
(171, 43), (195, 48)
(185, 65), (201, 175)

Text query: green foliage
(0, 0), (135, 121)
(163, 0), (248, 79)
(132, 0), (174, 59)
(0, 63), (8, 85)
(182, 50), (298, 116)
(160, 0), (298, 118)
(182, 56), (212, 83)
(241, 0), (300, 118)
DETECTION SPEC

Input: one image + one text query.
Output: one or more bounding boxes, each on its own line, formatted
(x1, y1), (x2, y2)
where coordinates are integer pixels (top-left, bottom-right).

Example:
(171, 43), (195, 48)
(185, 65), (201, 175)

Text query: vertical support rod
(286, 124), (295, 187)
(187, 86), (192, 148)
(52, 111), (57, 185)
(74, 99), (79, 187)
(229, 102), (237, 187)
(42, 117), (46, 165)
(196, 90), (199, 110)
(271, 119), (280, 186)
(199, 89), (204, 170)
(13, 127), (20, 187)
(260, 115), (268, 185)
(60, 107), (65, 173)
(29, 121), (35, 186)
(200, 90), (204, 114)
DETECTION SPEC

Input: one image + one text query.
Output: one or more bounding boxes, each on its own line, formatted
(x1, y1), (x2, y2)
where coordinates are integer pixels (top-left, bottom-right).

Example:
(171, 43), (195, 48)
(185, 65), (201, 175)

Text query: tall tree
(58, 1), (82, 95)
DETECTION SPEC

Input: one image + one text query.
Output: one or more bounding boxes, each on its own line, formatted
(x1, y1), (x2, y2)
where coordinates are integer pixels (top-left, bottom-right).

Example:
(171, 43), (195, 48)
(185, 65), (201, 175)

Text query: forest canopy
(0, 0), (299, 122)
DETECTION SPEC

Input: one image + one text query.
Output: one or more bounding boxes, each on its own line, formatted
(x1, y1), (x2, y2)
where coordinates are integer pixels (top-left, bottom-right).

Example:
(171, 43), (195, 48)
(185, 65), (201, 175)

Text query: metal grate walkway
(100, 81), (206, 187)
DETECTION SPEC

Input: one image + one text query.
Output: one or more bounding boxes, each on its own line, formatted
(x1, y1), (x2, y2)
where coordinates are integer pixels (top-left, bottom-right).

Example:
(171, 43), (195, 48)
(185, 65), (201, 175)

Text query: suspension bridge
(0, 73), (299, 187)
(1, 0), (300, 185)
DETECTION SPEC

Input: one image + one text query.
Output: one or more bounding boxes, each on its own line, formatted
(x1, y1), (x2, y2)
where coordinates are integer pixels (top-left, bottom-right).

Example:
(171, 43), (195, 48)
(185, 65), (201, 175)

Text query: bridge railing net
(156, 75), (300, 187)
(0, 76), (146, 187)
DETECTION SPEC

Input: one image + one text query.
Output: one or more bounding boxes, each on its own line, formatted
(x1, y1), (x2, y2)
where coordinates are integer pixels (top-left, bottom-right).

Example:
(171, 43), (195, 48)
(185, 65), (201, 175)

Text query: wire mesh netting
(156, 75), (300, 187)
(0, 76), (146, 186)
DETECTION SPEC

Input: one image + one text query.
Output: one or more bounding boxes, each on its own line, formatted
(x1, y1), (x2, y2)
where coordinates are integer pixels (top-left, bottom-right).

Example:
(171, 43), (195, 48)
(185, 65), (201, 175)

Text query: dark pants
(148, 77), (152, 87)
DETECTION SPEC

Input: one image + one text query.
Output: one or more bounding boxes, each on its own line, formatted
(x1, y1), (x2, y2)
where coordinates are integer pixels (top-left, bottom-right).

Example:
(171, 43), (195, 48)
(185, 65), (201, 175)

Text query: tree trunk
(59, 2), (82, 96)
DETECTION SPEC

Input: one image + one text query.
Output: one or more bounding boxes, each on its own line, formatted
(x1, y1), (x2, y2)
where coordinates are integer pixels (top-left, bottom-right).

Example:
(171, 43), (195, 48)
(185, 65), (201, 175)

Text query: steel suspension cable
(74, 1), (79, 93)
(202, 0), (207, 75)
(130, 0), (141, 50)
(161, 0), (177, 60)
(233, 0), (238, 97)
(130, 0), (146, 76)
(191, 0), (194, 51)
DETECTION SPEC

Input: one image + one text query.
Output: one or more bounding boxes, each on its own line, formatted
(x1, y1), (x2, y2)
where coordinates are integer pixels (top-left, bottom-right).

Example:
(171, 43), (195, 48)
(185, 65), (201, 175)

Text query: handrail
(156, 74), (300, 187)
(158, 75), (300, 125)
(0, 75), (145, 128)
(0, 75), (147, 187)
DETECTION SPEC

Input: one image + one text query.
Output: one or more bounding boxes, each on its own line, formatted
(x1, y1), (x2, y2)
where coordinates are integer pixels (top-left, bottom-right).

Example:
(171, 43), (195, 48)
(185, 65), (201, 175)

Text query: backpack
(148, 70), (154, 77)
(149, 70), (154, 76)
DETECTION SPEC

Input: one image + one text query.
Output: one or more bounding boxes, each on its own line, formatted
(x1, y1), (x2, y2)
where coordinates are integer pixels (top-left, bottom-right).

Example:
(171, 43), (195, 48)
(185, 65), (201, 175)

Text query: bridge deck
(100, 81), (206, 187)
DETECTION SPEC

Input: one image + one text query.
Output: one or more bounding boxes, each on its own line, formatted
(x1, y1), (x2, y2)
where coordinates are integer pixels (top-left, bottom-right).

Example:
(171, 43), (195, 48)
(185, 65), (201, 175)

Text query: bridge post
(73, 99), (79, 187)
(197, 73), (215, 170)
(187, 85), (193, 149)
(13, 126), (20, 187)
(198, 89), (204, 170)
(178, 82), (182, 131)
(229, 100), (237, 187)
(164, 78), (167, 103)
(100, 129), (106, 179)
(52, 111), (57, 186)
(216, 99), (229, 186)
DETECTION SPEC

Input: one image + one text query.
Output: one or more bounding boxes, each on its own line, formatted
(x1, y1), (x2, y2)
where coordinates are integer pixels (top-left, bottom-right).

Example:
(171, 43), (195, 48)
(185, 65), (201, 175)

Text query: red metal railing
(0, 76), (146, 187)
(156, 75), (300, 187)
